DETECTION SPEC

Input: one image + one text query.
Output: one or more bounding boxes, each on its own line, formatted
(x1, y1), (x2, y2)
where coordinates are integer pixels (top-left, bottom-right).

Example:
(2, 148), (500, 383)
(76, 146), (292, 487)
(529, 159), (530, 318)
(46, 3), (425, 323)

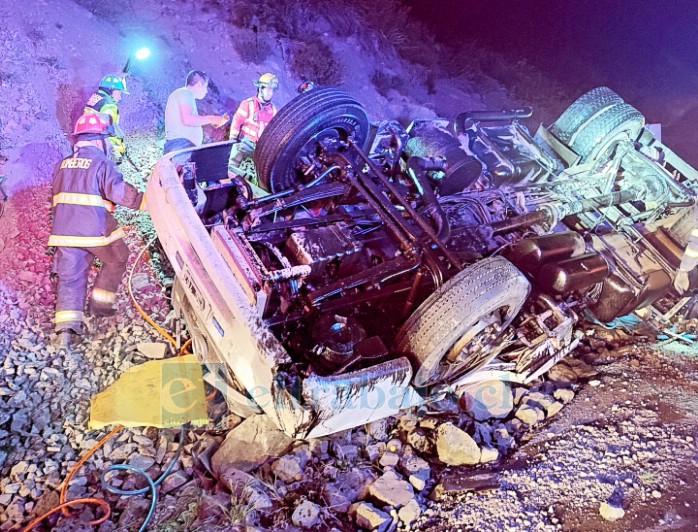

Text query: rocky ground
(1, 149), (697, 530)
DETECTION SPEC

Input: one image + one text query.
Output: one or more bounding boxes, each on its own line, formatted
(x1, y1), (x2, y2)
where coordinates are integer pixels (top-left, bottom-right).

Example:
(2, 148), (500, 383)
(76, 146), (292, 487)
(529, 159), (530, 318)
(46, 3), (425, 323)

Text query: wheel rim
(417, 305), (513, 387)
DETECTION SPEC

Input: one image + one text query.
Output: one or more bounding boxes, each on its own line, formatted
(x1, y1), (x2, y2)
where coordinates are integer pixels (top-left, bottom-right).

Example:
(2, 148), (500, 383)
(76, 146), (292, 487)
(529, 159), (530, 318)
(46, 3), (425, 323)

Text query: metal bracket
(662, 296), (691, 322)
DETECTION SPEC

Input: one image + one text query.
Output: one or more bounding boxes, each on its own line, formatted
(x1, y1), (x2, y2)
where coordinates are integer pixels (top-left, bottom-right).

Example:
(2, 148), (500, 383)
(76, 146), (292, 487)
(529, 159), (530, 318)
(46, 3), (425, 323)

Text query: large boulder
(349, 502), (391, 530)
(211, 415), (294, 474)
(514, 404), (544, 426)
(435, 423), (480, 465)
(458, 380), (514, 420)
(271, 455), (303, 483)
(368, 470), (415, 507)
(398, 499), (422, 526)
(599, 502), (625, 521)
(292, 500), (321, 528)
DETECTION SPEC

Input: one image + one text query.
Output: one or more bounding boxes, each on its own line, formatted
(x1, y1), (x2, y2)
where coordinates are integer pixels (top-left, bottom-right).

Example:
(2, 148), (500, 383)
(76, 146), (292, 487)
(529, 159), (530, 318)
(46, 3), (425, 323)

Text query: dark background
(407, 0), (698, 165)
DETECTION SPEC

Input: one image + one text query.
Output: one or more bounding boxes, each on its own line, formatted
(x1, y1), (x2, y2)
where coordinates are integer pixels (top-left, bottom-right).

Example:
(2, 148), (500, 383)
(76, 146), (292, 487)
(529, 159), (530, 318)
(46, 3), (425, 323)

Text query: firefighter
(49, 114), (146, 348)
(674, 222), (698, 294)
(228, 73), (279, 183)
(84, 74), (129, 162)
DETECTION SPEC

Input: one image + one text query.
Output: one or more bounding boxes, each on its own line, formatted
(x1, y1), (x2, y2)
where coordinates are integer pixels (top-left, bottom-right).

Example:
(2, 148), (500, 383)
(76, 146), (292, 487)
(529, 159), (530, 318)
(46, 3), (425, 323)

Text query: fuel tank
(505, 232), (586, 277)
(536, 253), (610, 295)
(590, 269), (672, 323)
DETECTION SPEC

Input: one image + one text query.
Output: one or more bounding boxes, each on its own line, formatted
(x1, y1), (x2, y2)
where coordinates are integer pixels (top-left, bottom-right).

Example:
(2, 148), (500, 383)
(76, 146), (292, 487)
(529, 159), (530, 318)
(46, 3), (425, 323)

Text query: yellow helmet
(255, 73), (279, 89)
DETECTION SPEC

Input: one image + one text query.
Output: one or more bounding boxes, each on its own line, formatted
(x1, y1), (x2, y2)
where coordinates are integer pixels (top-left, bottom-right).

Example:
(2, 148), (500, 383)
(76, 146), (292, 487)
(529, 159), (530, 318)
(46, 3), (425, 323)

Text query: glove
(239, 137), (257, 154)
(215, 114), (230, 128)
(674, 269), (691, 294)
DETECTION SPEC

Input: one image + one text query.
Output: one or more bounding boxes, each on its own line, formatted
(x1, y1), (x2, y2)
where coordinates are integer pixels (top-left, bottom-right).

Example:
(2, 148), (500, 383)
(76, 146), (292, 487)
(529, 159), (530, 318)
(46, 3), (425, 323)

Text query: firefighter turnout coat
(49, 145), (145, 333)
(84, 90), (126, 157)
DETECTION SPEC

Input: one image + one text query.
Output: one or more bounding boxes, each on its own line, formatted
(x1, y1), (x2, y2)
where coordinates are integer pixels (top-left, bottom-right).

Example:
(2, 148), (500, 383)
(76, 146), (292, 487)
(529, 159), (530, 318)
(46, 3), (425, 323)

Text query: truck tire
(569, 102), (645, 162)
(550, 87), (623, 143)
(254, 88), (370, 192)
(394, 256), (530, 388)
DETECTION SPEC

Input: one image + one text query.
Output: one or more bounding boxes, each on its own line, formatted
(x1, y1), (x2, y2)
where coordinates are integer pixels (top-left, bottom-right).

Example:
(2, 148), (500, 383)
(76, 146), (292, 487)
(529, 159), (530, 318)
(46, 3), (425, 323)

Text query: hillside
(0, 0), (529, 197)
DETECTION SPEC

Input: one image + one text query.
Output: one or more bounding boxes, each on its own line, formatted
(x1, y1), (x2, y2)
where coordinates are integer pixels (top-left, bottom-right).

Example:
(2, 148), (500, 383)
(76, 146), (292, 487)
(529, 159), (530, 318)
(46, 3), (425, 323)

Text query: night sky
(407, 0), (698, 164)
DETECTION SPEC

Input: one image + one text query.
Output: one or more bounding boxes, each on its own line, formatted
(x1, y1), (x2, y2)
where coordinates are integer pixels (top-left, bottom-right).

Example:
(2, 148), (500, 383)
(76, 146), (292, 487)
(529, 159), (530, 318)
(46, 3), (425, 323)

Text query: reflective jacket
(49, 145), (145, 248)
(84, 90), (125, 155)
(85, 90), (118, 121)
(680, 207), (698, 272)
(229, 96), (278, 143)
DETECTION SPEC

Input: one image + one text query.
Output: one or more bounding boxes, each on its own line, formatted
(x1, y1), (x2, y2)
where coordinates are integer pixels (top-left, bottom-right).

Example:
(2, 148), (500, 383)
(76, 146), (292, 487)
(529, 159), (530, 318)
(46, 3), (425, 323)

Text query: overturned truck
(147, 87), (698, 438)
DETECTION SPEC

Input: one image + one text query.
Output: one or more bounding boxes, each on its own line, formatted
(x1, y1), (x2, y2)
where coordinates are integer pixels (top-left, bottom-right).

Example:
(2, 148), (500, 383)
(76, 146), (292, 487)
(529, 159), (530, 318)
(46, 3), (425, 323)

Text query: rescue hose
(122, 149), (142, 173)
(100, 426), (187, 532)
(22, 237), (195, 531)
(128, 237), (195, 356)
(20, 424), (123, 531)
(128, 236), (177, 346)
(21, 426), (186, 532)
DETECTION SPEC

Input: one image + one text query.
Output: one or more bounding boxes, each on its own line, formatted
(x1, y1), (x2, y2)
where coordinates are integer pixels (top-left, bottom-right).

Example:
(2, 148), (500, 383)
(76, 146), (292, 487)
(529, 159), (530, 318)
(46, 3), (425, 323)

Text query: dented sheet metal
(300, 357), (422, 439)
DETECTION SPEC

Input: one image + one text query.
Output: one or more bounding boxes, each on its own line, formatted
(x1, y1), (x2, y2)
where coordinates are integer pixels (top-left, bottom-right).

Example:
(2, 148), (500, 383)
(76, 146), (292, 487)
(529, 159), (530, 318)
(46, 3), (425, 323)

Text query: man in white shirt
(164, 70), (227, 155)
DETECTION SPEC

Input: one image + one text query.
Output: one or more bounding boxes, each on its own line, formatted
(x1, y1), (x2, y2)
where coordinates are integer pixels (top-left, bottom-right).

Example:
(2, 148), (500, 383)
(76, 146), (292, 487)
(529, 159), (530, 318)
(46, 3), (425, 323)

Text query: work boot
(54, 328), (81, 350)
(89, 302), (117, 317)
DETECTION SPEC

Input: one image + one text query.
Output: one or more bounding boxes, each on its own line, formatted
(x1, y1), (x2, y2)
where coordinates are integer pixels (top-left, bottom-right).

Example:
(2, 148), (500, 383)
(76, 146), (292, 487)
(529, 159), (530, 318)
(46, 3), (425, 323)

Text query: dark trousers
(164, 138), (196, 165)
(53, 240), (130, 333)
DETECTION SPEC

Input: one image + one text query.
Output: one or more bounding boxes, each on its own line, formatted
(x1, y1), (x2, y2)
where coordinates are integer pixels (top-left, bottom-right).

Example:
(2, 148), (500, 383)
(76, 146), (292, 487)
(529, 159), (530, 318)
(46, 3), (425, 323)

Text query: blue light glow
(135, 47), (151, 61)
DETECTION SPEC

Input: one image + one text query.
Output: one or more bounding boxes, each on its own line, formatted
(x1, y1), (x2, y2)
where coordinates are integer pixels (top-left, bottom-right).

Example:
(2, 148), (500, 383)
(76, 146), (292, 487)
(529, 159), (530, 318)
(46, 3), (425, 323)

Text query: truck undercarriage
(147, 87), (698, 438)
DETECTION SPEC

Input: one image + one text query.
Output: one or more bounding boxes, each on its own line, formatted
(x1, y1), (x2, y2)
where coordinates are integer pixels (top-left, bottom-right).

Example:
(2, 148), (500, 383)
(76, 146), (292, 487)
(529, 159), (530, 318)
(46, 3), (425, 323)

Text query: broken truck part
(146, 86), (698, 438)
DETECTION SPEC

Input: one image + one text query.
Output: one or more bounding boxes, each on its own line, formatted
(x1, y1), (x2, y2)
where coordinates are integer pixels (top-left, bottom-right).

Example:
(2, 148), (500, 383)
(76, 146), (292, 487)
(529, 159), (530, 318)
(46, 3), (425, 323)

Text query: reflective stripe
(241, 125), (258, 138)
(685, 247), (698, 258)
(100, 103), (119, 123)
(53, 192), (109, 208)
(55, 310), (84, 324)
(691, 229), (698, 238)
(48, 228), (126, 248)
(92, 288), (116, 304)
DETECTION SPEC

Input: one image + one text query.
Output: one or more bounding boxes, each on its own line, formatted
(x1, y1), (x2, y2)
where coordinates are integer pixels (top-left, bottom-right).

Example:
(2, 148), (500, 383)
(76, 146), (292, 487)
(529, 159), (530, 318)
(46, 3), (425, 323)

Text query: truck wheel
(569, 102), (645, 162)
(394, 257), (530, 388)
(550, 87), (623, 143)
(254, 88), (370, 193)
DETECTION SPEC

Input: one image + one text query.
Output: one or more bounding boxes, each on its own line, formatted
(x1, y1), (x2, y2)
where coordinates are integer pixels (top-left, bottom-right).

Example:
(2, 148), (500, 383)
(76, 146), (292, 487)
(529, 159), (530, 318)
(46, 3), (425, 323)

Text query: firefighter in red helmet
(49, 114), (146, 348)
(228, 73), (279, 183)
